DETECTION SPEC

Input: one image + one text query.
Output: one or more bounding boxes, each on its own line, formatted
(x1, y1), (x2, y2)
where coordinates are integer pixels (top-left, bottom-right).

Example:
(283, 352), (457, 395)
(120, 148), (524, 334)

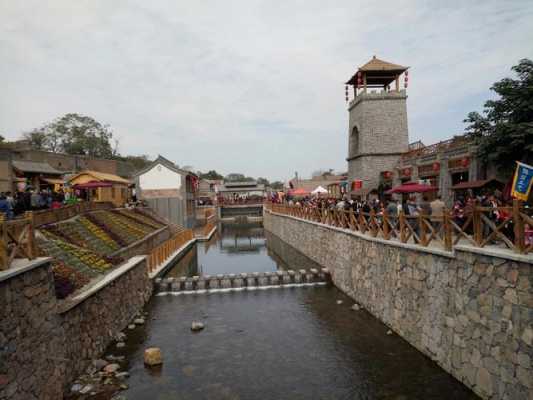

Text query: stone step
(155, 269), (331, 293)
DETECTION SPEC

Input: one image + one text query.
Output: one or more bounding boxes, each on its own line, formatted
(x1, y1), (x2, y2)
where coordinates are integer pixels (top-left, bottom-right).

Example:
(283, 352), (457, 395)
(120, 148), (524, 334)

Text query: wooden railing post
(25, 211), (36, 260)
(513, 199), (525, 253)
(0, 214), (7, 270)
(399, 210), (407, 243)
(419, 212), (427, 246)
(383, 210), (390, 239)
(473, 205), (482, 246)
(443, 208), (452, 251)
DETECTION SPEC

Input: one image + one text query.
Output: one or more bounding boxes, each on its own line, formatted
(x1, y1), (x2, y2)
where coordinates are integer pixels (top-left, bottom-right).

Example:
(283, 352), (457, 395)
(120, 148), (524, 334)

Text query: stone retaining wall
(0, 259), (65, 400)
(264, 210), (532, 400)
(60, 256), (153, 385)
(0, 256), (152, 400)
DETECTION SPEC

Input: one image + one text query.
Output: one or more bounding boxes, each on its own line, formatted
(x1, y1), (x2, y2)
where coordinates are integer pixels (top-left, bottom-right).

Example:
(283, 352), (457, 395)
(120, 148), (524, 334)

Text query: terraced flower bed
(37, 208), (165, 299)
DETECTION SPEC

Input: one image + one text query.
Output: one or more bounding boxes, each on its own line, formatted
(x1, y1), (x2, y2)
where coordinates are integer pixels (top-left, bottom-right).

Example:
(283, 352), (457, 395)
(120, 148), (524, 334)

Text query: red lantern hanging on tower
(461, 158), (469, 168)
(432, 162), (440, 172)
(357, 71), (363, 87)
(345, 85), (349, 102)
(404, 70), (409, 89)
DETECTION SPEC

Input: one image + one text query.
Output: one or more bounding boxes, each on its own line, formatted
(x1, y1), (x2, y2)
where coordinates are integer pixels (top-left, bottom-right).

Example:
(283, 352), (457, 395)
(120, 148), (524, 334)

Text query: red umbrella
(386, 181), (438, 194)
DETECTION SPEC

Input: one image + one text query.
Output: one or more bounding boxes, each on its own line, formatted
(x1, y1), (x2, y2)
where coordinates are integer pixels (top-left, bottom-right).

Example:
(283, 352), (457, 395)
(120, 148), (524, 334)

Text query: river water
(116, 221), (478, 400)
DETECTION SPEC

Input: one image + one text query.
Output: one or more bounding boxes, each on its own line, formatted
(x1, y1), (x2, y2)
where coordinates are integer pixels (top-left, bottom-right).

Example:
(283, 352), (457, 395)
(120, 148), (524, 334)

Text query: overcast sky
(1, 1), (532, 181)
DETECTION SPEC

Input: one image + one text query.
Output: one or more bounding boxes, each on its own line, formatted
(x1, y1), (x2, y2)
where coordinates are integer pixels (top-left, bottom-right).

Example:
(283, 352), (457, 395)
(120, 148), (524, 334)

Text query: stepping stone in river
(191, 321), (205, 332)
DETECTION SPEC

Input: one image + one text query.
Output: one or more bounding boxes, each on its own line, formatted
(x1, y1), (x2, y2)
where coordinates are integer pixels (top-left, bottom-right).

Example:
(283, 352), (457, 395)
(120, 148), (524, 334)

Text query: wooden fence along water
(265, 200), (532, 255)
(0, 212), (36, 270)
(146, 229), (194, 273)
(201, 222), (215, 238)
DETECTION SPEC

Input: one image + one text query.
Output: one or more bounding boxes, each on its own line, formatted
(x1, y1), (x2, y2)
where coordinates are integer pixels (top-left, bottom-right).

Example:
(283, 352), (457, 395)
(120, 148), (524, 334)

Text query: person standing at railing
(0, 194), (10, 219)
(453, 197), (466, 228)
(430, 195), (445, 231)
(406, 196), (420, 243)
(525, 223), (533, 246)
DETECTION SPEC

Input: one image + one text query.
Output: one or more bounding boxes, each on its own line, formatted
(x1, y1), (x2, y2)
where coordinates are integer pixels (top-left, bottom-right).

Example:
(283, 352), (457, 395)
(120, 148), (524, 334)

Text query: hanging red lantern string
(404, 70), (409, 89)
(461, 158), (469, 168)
(345, 85), (349, 102)
(432, 162), (440, 172)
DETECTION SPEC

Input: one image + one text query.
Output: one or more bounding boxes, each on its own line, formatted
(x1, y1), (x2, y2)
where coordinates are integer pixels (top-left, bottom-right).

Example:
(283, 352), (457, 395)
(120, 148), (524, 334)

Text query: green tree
(270, 181), (284, 190)
(115, 154), (152, 171)
(464, 58), (533, 172)
(257, 177), (270, 186)
(24, 113), (114, 158)
(200, 170), (224, 180)
(225, 173), (255, 182)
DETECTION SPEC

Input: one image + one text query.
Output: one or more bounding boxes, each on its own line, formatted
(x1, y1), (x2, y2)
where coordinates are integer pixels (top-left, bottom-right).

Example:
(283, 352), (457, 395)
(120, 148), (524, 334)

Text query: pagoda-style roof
(346, 56), (408, 86)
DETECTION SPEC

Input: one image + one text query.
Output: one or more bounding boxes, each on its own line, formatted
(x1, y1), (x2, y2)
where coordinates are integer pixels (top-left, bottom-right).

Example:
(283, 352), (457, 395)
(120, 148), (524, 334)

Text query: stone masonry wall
(0, 257), (152, 400)
(0, 260), (65, 400)
(348, 91), (409, 195)
(60, 257), (153, 385)
(264, 210), (532, 400)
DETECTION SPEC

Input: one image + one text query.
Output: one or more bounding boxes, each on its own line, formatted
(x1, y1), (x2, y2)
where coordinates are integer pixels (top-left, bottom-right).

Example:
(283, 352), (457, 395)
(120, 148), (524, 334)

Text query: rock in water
(336, 300), (343, 305)
(351, 304), (360, 311)
(116, 342), (125, 348)
(386, 329), (393, 335)
(103, 363), (120, 373)
(134, 318), (145, 325)
(191, 321), (205, 331)
(92, 359), (108, 370)
(79, 385), (94, 394)
(128, 324), (136, 330)
(144, 347), (163, 366)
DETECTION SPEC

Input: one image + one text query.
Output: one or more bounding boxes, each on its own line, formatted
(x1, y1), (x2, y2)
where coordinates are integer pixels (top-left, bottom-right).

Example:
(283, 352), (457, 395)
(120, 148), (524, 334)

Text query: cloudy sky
(1, 1), (532, 181)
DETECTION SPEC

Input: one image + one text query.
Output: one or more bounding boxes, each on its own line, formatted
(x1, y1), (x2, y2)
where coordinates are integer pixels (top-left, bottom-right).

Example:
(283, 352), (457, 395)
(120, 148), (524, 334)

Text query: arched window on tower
(350, 126), (359, 157)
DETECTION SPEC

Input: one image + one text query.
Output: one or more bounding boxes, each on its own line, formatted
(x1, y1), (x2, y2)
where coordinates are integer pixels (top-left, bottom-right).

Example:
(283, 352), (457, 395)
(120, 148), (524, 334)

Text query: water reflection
(164, 222), (322, 277)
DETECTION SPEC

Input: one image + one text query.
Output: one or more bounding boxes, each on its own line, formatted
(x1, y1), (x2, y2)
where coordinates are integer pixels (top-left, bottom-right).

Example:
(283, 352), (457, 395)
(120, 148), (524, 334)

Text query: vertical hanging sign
(511, 161), (533, 201)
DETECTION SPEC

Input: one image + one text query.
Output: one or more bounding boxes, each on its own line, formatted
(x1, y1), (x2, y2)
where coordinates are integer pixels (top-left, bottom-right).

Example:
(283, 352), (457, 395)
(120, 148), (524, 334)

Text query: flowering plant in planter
(115, 209), (163, 230)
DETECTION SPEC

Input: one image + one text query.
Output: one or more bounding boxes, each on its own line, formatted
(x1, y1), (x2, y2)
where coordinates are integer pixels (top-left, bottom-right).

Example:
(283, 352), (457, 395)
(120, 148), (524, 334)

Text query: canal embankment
(0, 255), (152, 399)
(264, 209), (532, 400)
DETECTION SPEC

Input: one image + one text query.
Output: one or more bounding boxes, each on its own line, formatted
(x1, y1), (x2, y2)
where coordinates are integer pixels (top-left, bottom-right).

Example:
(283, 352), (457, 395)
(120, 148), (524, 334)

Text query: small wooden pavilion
(68, 170), (131, 207)
(346, 56), (409, 95)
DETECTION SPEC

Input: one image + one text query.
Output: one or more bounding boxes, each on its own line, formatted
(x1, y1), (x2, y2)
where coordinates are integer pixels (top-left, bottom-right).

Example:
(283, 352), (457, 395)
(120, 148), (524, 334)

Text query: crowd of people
(0, 188), (79, 219)
(268, 189), (533, 246)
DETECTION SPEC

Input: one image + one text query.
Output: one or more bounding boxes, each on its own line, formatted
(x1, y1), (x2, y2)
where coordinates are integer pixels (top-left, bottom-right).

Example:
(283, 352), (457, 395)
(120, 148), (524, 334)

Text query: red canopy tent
(385, 181), (438, 194)
(288, 188), (310, 196)
(73, 181), (113, 189)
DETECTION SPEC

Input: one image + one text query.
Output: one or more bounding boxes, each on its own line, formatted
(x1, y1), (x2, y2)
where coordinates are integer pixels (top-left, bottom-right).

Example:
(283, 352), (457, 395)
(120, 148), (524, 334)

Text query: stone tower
(345, 56), (409, 197)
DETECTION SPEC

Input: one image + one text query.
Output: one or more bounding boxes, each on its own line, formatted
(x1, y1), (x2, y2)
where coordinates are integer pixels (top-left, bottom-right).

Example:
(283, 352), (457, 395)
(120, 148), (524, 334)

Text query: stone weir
(155, 268), (331, 293)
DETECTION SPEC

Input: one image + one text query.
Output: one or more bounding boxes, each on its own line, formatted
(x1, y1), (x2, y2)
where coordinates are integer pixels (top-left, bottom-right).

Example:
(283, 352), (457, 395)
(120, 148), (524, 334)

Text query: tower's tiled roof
(358, 56), (407, 72)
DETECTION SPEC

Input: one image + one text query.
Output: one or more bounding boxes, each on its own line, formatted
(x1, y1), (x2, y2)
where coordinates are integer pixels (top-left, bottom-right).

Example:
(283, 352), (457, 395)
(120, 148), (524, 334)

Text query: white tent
(311, 186), (328, 195)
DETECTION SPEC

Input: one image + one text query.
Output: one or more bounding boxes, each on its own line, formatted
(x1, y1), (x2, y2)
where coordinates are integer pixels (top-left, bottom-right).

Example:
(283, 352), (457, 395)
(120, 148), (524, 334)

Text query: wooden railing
(32, 201), (114, 227)
(146, 229), (194, 272)
(265, 200), (532, 255)
(0, 212), (36, 270)
(201, 222), (215, 238)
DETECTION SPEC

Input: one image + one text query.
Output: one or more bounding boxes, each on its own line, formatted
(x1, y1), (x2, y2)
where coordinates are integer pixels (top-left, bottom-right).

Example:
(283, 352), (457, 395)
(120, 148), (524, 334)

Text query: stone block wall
(0, 260), (65, 400)
(0, 256), (152, 400)
(264, 210), (532, 400)
(60, 257), (153, 384)
(347, 91), (409, 195)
